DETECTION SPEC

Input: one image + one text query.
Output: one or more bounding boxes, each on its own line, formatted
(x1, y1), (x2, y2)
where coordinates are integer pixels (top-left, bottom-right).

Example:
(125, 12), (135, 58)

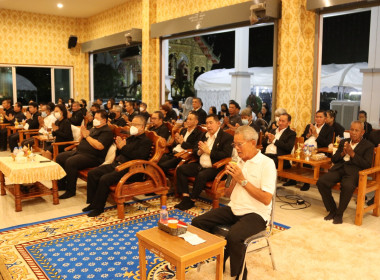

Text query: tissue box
(158, 220), (188, 236)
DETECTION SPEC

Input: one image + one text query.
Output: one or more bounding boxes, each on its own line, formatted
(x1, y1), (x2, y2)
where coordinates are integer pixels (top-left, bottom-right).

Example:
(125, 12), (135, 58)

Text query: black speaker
(68, 35), (77, 49)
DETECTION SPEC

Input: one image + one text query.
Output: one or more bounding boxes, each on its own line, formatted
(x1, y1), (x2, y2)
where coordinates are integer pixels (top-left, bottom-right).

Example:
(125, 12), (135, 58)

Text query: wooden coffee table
(278, 154), (331, 184)
(0, 154), (66, 211)
(137, 225), (226, 280)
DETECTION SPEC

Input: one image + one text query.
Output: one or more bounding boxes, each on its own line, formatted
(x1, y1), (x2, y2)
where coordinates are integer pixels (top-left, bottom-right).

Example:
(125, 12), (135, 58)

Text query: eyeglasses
(231, 142), (248, 148)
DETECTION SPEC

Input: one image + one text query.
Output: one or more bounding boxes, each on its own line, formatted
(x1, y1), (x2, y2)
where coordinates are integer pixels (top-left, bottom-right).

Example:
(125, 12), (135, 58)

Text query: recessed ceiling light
(57, 3), (63, 8)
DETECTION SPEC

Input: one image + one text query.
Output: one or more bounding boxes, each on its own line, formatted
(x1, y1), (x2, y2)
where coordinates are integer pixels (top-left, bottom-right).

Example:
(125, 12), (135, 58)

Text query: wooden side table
(137, 225), (226, 280)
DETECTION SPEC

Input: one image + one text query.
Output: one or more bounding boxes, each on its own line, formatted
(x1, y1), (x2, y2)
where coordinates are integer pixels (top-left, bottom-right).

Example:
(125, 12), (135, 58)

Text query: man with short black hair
(149, 111), (170, 140)
(68, 101), (84, 126)
(56, 109), (114, 199)
(139, 102), (150, 121)
(0, 99), (15, 151)
(222, 100), (243, 130)
(123, 101), (139, 123)
(165, 100), (178, 122)
(192, 97), (207, 125)
(175, 114), (233, 210)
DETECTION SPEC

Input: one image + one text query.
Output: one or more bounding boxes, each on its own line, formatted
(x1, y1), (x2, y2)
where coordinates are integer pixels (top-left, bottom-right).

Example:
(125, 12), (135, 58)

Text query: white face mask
(139, 107), (144, 112)
(54, 112), (61, 120)
(93, 119), (101, 127)
(41, 111), (47, 118)
(275, 117), (280, 123)
(129, 125), (138, 135)
(242, 119), (249, 125)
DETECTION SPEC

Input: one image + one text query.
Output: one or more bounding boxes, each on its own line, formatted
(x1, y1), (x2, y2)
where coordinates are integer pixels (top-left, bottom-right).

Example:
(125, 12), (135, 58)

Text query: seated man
(262, 113), (296, 168)
(139, 102), (150, 122)
(175, 114), (233, 210)
(221, 100), (243, 130)
(149, 111), (170, 140)
(56, 109), (114, 199)
(317, 121), (374, 224)
(191, 97), (207, 125)
(284, 110), (334, 191)
(192, 125), (276, 280)
(83, 115), (152, 217)
(240, 108), (260, 133)
(158, 112), (202, 174)
(68, 101), (84, 126)
(0, 100), (18, 151)
(109, 105), (127, 127)
(8, 102), (40, 152)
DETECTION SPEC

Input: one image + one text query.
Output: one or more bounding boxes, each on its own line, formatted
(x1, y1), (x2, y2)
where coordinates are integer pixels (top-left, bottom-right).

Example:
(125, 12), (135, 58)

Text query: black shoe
(58, 185), (66, 191)
(144, 193), (156, 196)
(324, 211), (336, 221)
(59, 192), (75, 199)
(82, 205), (94, 212)
(333, 214), (343, 224)
(87, 209), (104, 217)
(283, 180), (296, 186)
(367, 197), (375, 206)
(174, 197), (194, 210)
(300, 183), (310, 191)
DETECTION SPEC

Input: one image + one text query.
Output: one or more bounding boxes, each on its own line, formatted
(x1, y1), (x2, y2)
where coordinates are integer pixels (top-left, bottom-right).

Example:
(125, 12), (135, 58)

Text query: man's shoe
(174, 196), (190, 209)
(59, 192), (75, 199)
(87, 209), (104, 217)
(333, 214), (343, 224)
(324, 211), (336, 221)
(300, 183), (310, 191)
(367, 197), (375, 206)
(178, 199), (195, 211)
(82, 205), (94, 212)
(283, 180), (296, 186)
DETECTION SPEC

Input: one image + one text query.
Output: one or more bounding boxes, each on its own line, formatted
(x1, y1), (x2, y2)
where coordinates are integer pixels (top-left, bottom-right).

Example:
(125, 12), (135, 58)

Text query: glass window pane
(16, 67), (51, 105)
(93, 45), (142, 102)
(54, 69), (70, 103)
(0, 67), (13, 103)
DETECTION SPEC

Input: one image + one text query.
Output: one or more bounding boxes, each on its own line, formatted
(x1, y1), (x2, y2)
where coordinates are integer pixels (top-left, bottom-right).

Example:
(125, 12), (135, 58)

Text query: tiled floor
(1, 150), (379, 233)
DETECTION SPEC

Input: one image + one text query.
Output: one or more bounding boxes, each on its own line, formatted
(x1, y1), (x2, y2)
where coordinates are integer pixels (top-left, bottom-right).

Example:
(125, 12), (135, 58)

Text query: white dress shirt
(199, 128), (219, 168)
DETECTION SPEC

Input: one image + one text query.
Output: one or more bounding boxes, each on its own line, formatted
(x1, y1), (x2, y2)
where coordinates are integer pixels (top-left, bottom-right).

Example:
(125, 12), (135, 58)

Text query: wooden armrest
(52, 141), (79, 147)
(212, 157), (232, 169)
(64, 144), (78, 151)
(359, 166), (380, 177)
(115, 159), (151, 172)
(174, 150), (189, 158)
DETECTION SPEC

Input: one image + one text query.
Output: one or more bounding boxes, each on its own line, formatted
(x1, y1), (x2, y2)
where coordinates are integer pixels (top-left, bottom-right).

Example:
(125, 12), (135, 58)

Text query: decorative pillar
(361, 7), (380, 129)
(230, 27), (252, 107)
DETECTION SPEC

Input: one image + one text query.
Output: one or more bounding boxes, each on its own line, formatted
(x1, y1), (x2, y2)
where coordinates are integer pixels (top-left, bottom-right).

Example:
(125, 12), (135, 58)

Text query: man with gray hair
(317, 121), (374, 224)
(109, 105), (126, 127)
(192, 125), (276, 280)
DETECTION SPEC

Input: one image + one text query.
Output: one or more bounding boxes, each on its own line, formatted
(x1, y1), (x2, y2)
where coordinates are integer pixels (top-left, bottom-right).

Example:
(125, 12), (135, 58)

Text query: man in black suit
(68, 101), (84, 126)
(158, 112), (202, 174)
(192, 97), (207, 125)
(149, 111), (170, 140)
(317, 121), (374, 224)
(83, 115), (152, 217)
(175, 114), (233, 210)
(262, 113), (296, 169)
(358, 110), (372, 139)
(56, 109), (114, 199)
(8, 102), (40, 151)
(284, 110), (334, 190)
(109, 105), (127, 127)
(0, 99), (15, 151)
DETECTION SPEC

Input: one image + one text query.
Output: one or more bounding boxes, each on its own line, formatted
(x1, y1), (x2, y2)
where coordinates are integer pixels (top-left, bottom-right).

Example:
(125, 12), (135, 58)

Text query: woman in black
(217, 103), (229, 120)
(326, 110), (345, 140)
(41, 104), (73, 160)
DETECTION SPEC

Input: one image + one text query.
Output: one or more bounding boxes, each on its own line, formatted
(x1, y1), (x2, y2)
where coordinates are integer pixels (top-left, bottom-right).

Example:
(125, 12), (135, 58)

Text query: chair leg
(355, 180), (366, 226)
(373, 188), (380, 217)
(212, 198), (219, 209)
(267, 239), (276, 270)
(117, 202), (125, 219)
(160, 194), (167, 207)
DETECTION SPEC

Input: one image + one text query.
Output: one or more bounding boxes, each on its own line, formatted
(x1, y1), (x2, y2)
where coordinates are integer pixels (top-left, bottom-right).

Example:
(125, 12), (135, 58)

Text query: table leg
(0, 171), (5, 195)
(215, 249), (224, 280)
(139, 241), (147, 280)
(313, 166), (320, 181)
(14, 184), (22, 212)
(278, 159), (283, 172)
(177, 261), (185, 280)
(52, 180), (59, 205)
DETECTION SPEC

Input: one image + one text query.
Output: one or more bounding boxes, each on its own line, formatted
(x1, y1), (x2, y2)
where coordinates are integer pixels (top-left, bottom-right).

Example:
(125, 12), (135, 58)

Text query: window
(16, 67), (51, 105)
(0, 67), (13, 102)
(54, 69), (71, 103)
(92, 45), (142, 102)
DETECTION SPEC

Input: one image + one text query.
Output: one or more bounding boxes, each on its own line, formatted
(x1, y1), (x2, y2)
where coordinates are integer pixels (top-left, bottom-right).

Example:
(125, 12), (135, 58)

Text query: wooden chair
(332, 146), (380, 226)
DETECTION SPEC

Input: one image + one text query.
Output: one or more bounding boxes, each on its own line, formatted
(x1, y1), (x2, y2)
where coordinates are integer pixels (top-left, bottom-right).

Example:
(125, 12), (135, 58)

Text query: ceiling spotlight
(57, 3), (63, 8)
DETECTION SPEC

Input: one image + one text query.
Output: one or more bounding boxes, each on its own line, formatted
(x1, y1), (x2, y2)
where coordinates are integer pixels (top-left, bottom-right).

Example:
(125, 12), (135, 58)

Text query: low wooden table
(7, 125), (23, 137)
(137, 225), (226, 280)
(278, 154), (331, 185)
(33, 134), (54, 153)
(0, 154), (66, 211)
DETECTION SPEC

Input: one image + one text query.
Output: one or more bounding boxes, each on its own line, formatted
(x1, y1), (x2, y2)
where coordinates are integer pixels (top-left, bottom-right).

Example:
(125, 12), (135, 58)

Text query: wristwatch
(241, 180), (248, 187)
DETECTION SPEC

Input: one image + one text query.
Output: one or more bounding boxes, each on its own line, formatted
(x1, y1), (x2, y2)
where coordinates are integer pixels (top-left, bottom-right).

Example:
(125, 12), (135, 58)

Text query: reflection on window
(16, 67), (51, 105)
(320, 11), (370, 128)
(0, 67), (13, 102)
(54, 69), (70, 103)
(93, 45), (142, 102)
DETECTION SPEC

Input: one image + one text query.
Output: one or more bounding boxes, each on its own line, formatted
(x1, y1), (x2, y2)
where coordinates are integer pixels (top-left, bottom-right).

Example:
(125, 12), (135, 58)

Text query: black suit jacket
(368, 130), (380, 147)
(70, 110), (84, 126)
(115, 133), (152, 164)
(302, 123), (334, 148)
(194, 108), (207, 125)
(262, 126), (296, 157)
(26, 112), (41, 129)
(330, 138), (374, 173)
(194, 129), (233, 165)
(177, 127), (202, 150)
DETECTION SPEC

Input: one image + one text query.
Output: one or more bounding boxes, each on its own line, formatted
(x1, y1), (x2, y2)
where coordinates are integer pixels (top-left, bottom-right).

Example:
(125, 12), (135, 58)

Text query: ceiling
(0, 0), (129, 18)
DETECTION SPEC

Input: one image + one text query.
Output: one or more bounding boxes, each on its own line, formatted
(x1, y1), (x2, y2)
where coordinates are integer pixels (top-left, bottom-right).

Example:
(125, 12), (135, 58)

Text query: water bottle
(160, 205), (168, 224)
(13, 147), (19, 156)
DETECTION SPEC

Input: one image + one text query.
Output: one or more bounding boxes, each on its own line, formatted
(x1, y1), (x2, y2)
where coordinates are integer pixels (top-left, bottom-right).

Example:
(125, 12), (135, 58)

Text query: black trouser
(192, 207), (266, 277)
(8, 132), (20, 152)
(176, 162), (220, 199)
(157, 153), (181, 174)
(56, 150), (103, 195)
(86, 162), (130, 210)
(0, 128), (8, 150)
(317, 167), (359, 216)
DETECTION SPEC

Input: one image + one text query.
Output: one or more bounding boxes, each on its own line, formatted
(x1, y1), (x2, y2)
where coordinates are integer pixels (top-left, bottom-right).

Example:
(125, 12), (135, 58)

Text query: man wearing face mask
(262, 113), (296, 169)
(139, 102), (150, 122)
(56, 109), (114, 199)
(240, 108), (260, 133)
(83, 115), (152, 217)
(39, 104), (56, 129)
(86, 103), (100, 129)
(109, 105), (126, 127)
(67, 101), (84, 126)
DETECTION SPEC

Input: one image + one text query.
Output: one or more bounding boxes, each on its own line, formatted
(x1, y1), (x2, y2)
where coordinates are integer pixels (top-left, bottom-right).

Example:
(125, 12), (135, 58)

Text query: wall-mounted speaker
(68, 35), (78, 49)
